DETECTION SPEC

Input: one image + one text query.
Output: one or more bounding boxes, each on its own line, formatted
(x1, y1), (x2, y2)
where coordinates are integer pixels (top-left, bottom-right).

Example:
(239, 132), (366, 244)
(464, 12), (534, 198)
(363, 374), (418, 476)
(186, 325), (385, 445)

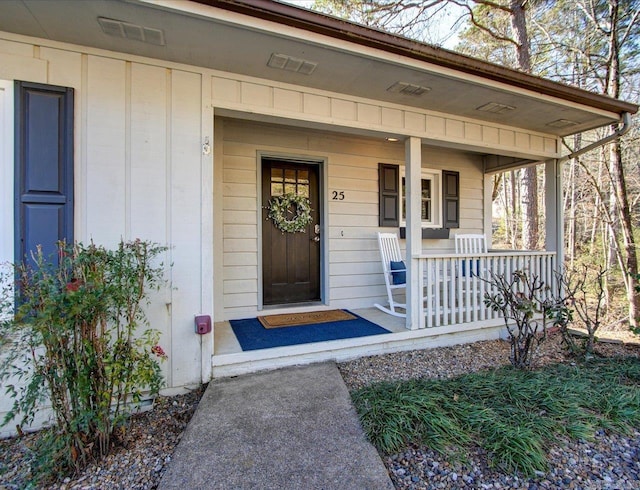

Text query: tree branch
(448, 0), (519, 46)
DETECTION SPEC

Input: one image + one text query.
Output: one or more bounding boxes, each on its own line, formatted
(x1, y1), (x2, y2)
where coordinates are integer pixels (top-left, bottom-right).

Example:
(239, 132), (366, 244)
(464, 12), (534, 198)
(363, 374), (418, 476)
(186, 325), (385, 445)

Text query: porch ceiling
(0, 0), (634, 138)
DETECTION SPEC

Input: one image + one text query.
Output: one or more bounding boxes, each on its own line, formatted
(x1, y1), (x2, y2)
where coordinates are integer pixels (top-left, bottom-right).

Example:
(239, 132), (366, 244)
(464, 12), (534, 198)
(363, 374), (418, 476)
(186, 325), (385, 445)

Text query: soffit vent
(98, 17), (165, 46)
(476, 102), (516, 114)
(547, 118), (578, 128)
(387, 81), (431, 96)
(267, 53), (317, 75)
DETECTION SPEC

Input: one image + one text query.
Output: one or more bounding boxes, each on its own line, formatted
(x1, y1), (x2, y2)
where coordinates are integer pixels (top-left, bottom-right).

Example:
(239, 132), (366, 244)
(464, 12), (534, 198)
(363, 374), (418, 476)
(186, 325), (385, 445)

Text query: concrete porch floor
(213, 307), (407, 356)
(211, 307), (506, 378)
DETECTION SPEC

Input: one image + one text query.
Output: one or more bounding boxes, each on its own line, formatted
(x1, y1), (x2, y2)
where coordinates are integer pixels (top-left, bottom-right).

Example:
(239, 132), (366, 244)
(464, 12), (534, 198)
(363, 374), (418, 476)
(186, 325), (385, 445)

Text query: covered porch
(211, 114), (564, 376)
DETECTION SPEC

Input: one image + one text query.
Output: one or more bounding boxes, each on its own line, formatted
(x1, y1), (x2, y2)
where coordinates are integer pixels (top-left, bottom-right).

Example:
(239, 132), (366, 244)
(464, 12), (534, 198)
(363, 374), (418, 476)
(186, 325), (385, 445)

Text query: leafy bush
(0, 240), (168, 482)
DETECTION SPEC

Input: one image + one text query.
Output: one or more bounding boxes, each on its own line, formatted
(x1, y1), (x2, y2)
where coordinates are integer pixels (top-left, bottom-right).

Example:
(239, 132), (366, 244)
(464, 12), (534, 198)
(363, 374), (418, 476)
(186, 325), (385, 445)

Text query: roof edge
(195, 0), (638, 116)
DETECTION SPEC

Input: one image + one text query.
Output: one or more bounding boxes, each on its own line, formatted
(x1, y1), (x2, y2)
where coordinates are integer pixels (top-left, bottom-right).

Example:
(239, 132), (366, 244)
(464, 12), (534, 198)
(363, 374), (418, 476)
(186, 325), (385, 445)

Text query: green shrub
(0, 240), (168, 483)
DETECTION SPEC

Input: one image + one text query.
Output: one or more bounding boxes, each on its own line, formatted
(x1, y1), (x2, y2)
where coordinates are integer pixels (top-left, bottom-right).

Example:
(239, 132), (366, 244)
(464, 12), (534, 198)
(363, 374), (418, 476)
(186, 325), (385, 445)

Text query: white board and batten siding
(0, 38), (210, 392)
(219, 119), (485, 320)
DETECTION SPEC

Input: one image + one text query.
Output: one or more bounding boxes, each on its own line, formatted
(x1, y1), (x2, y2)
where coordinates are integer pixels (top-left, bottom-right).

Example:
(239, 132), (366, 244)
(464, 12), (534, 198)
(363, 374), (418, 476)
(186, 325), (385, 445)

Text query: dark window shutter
(442, 170), (459, 228)
(378, 163), (399, 227)
(15, 81), (74, 267)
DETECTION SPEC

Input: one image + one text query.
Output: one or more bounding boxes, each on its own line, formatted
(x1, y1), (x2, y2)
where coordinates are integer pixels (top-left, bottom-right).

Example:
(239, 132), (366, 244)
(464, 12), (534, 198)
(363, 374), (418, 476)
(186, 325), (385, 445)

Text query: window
(400, 168), (441, 228)
(378, 163), (458, 230)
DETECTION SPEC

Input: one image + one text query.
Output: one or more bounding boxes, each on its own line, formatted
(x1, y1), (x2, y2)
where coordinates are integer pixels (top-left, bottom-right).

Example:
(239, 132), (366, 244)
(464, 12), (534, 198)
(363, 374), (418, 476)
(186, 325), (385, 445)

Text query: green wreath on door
(267, 193), (313, 233)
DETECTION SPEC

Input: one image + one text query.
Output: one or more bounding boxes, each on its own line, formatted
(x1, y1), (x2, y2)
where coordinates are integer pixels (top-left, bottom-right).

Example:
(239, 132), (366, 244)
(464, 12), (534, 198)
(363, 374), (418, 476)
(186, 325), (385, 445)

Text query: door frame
(257, 152), (328, 310)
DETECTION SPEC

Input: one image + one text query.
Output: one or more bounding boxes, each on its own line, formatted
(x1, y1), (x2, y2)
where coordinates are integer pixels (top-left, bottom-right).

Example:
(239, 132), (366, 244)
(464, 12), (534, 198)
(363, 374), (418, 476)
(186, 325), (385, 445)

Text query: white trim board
(0, 80), (13, 266)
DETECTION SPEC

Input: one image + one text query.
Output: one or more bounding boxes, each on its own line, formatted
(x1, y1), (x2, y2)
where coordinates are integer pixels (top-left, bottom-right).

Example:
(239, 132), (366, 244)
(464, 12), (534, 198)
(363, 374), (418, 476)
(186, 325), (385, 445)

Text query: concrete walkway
(159, 362), (394, 490)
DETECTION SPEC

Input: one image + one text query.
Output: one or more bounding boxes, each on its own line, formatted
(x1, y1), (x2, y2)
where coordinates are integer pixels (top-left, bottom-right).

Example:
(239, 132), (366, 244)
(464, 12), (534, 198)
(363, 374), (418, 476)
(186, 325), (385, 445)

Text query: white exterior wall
(219, 119), (484, 320)
(0, 37), (211, 393)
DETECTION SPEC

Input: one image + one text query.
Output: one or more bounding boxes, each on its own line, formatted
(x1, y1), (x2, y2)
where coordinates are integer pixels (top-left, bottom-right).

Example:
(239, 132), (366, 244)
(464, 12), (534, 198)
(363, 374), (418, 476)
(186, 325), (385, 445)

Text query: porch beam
(405, 136), (422, 330)
(483, 155), (540, 175)
(545, 159), (563, 267)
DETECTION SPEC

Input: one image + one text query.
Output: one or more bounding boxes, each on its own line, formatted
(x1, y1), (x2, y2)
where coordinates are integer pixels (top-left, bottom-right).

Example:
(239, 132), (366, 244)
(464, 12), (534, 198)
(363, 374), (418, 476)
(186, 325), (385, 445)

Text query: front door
(262, 158), (321, 306)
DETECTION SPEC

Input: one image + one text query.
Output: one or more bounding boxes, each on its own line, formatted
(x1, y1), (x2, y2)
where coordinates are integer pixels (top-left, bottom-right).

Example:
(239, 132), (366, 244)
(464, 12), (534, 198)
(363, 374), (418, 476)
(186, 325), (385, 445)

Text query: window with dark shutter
(378, 163), (399, 227)
(442, 170), (459, 228)
(380, 164), (460, 234)
(15, 81), (74, 267)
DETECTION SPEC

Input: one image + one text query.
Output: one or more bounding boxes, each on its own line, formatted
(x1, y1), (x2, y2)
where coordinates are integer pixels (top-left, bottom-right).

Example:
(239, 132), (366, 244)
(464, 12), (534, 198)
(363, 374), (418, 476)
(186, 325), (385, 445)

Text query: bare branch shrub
(484, 271), (545, 369)
(556, 266), (607, 358)
(483, 270), (570, 369)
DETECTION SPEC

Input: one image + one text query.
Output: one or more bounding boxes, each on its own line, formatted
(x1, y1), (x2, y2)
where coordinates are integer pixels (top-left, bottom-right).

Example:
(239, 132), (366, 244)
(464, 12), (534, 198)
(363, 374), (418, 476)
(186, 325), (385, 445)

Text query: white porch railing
(415, 251), (557, 329)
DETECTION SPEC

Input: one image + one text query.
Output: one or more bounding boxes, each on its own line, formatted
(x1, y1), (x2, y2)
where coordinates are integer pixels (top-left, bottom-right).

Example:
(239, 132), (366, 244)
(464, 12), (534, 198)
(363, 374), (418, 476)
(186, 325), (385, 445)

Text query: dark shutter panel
(378, 163), (399, 227)
(442, 170), (459, 228)
(15, 81), (74, 267)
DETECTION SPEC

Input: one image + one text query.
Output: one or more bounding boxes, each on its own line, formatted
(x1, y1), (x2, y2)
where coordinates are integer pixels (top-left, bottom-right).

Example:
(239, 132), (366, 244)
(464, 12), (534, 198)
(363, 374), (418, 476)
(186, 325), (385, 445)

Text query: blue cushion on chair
(461, 259), (481, 277)
(390, 260), (406, 285)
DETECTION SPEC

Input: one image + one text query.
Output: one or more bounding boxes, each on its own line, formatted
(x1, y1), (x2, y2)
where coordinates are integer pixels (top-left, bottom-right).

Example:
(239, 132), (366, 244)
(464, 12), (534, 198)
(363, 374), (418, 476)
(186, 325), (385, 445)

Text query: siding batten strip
(80, 53), (88, 241)
(125, 61), (132, 241)
(165, 68), (174, 388)
(201, 73), (215, 383)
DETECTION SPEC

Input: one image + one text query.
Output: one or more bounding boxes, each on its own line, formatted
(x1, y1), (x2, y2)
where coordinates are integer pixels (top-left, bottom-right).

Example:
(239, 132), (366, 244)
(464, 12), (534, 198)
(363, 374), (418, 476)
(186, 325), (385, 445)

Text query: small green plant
(0, 240), (168, 483)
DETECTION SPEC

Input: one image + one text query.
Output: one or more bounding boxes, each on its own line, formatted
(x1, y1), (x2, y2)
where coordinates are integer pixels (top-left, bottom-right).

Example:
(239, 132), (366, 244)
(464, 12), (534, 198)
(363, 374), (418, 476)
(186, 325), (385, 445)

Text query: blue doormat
(229, 311), (391, 351)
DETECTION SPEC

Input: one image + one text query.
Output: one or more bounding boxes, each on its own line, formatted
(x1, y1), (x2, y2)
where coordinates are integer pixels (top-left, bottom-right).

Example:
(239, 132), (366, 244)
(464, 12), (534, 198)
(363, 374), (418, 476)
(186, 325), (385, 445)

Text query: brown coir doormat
(258, 309), (357, 328)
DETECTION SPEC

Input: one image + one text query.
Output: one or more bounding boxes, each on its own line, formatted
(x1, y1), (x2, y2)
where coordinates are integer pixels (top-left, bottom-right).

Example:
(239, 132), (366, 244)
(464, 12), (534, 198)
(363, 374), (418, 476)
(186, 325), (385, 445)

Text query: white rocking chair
(374, 232), (430, 318)
(454, 233), (487, 255)
(454, 233), (487, 279)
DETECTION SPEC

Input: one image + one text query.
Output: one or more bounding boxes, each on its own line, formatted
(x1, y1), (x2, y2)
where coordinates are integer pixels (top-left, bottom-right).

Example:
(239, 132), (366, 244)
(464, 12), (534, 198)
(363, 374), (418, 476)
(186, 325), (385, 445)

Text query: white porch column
(545, 159), (564, 269)
(483, 174), (494, 249)
(405, 136), (422, 329)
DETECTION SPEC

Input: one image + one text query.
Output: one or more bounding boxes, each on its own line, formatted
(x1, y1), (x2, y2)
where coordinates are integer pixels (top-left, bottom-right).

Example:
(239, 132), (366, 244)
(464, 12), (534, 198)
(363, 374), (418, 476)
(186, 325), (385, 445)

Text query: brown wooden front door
(262, 158), (321, 305)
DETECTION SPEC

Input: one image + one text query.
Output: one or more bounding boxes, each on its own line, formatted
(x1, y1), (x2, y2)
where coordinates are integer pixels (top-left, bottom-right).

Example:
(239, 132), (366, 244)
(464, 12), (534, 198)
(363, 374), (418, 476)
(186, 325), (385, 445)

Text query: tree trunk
(509, 0), (531, 72)
(509, 0), (538, 250)
(610, 138), (639, 329)
(566, 157), (577, 266)
(589, 159), (604, 254)
(605, 0), (639, 330)
(511, 170), (519, 248)
(492, 174), (503, 202)
(521, 166), (539, 249)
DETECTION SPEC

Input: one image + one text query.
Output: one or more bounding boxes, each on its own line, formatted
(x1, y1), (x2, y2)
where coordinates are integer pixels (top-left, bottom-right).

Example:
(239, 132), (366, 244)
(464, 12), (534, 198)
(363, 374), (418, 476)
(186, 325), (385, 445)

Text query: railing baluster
(457, 259), (462, 323)
(418, 257), (425, 329)
(479, 255), (487, 321)
(426, 257), (433, 328)
(435, 258), (441, 327)
(441, 257), (449, 326)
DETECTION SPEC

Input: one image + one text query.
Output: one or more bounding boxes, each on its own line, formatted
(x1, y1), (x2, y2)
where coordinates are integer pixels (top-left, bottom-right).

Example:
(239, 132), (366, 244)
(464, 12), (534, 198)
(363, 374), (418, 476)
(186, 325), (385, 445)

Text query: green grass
(351, 357), (640, 476)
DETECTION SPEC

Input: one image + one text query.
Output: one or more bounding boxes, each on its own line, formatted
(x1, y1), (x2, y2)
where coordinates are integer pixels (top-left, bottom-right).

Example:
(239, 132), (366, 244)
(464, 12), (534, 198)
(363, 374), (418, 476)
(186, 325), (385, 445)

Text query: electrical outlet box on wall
(194, 315), (211, 335)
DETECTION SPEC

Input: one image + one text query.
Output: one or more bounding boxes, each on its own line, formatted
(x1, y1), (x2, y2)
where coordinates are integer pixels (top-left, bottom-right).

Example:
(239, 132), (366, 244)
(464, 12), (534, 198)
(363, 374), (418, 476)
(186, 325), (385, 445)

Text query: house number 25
(332, 191), (345, 200)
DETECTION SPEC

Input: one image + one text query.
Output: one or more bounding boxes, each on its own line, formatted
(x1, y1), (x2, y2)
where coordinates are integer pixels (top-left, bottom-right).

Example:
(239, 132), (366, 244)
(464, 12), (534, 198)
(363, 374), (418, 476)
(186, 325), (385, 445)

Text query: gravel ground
(339, 334), (640, 490)
(0, 385), (205, 490)
(1, 334), (638, 489)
